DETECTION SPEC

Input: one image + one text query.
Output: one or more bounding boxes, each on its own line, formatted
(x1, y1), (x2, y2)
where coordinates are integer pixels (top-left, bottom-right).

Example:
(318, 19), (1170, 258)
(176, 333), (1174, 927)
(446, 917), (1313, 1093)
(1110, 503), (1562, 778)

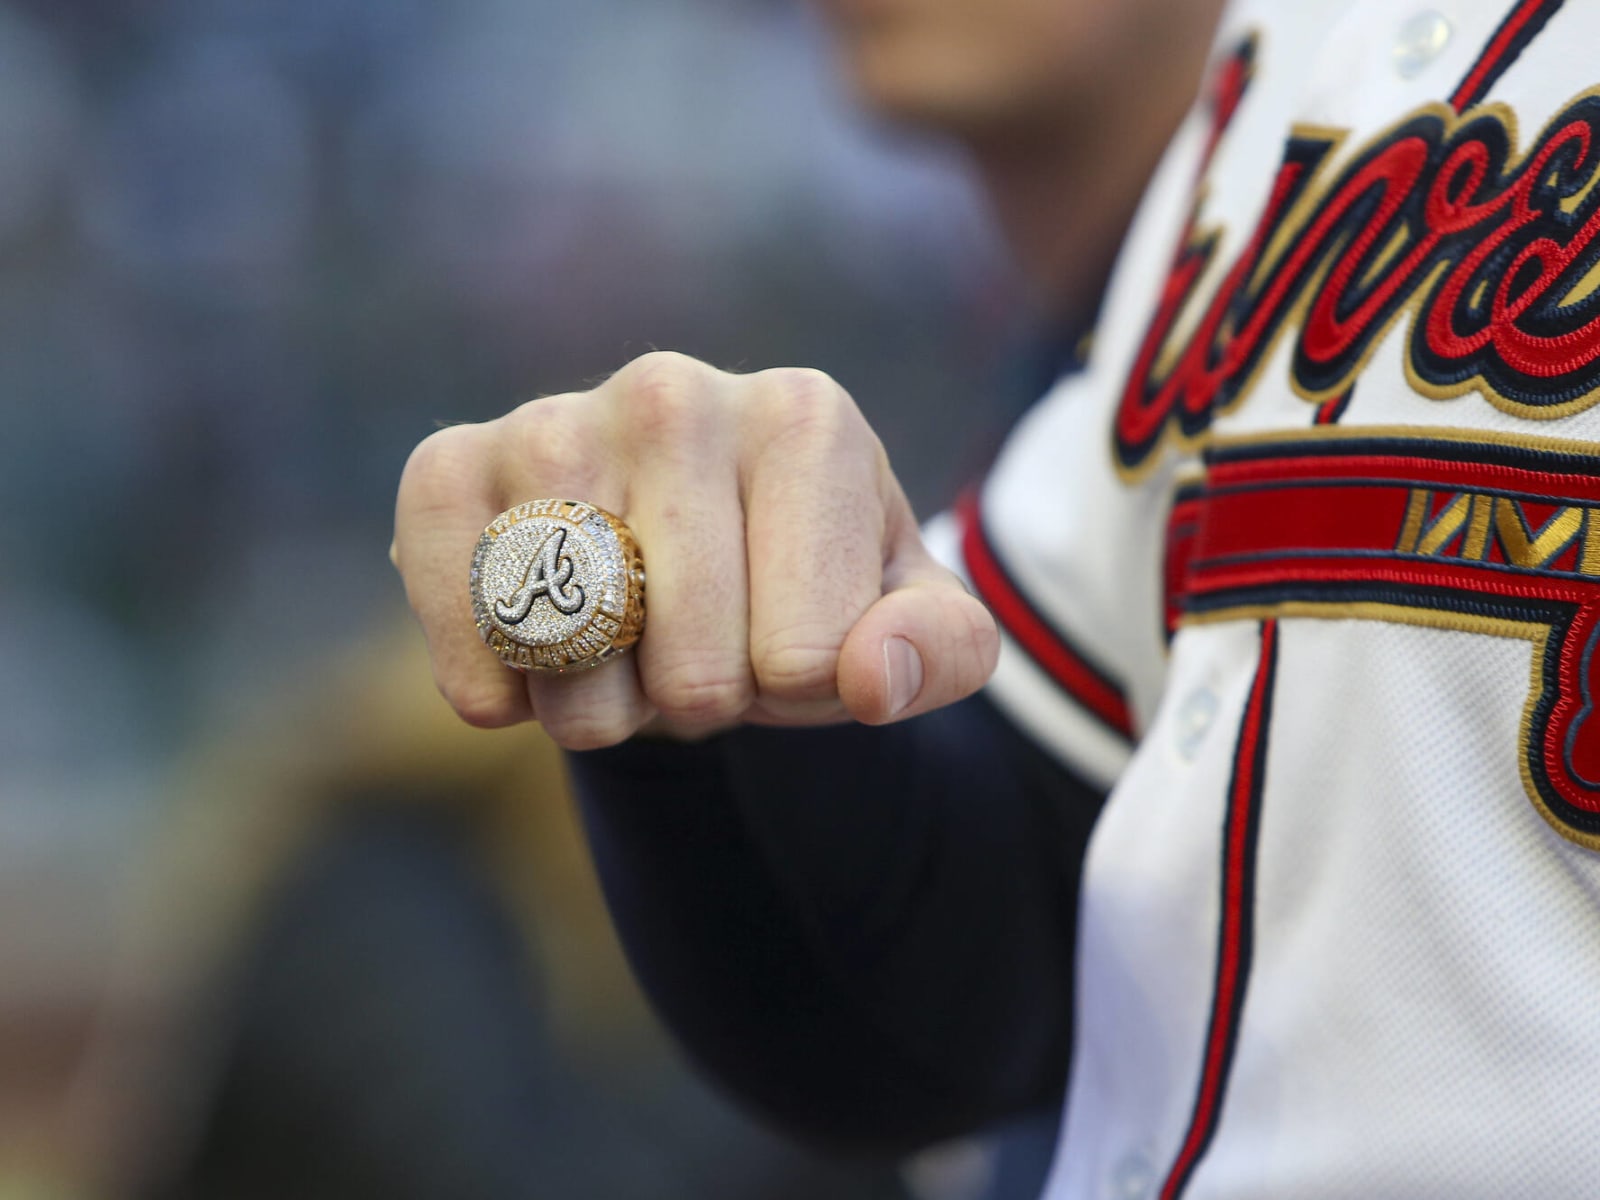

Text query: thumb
(836, 540), (999, 726)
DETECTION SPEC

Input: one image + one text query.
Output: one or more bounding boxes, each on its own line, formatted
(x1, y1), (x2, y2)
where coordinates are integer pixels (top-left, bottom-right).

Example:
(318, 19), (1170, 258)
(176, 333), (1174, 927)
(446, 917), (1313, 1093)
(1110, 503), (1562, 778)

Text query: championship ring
(470, 499), (645, 673)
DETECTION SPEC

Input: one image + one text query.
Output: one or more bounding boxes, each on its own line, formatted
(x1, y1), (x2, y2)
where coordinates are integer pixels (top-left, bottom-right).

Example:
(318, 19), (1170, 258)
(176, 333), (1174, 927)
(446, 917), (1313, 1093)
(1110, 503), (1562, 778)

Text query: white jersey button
(1393, 10), (1453, 78)
(1172, 686), (1219, 762)
(1107, 1148), (1155, 1200)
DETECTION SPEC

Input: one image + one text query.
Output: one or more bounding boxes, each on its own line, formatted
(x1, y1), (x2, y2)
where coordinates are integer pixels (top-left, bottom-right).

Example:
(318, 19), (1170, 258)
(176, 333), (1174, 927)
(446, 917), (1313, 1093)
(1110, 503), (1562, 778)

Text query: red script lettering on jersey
(1116, 90), (1600, 472)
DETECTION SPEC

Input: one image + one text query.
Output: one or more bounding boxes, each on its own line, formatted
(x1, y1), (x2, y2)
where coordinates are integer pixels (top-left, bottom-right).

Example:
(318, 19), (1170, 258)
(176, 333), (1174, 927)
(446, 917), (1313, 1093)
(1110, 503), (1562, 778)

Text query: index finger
(741, 369), (888, 715)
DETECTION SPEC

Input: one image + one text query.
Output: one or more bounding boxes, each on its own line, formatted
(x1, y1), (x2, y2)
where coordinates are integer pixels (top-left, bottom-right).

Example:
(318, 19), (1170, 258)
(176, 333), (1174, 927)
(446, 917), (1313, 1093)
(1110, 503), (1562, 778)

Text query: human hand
(392, 352), (999, 749)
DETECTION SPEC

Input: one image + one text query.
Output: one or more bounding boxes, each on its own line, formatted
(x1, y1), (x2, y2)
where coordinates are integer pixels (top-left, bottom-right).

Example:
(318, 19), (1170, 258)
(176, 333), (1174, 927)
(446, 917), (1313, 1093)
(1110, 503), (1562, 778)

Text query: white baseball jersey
(928, 0), (1600, 1195)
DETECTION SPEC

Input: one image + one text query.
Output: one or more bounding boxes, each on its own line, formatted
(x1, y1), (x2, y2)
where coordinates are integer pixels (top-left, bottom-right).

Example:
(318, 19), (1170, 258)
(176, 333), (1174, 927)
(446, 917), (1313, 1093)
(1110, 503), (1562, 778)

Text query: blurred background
(0, 0), (1033, 1195)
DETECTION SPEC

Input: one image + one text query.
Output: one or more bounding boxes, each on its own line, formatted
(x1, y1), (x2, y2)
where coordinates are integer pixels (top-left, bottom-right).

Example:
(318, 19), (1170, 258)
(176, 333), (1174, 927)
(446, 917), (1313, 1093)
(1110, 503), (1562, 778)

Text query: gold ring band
(470, 499), (644, 673)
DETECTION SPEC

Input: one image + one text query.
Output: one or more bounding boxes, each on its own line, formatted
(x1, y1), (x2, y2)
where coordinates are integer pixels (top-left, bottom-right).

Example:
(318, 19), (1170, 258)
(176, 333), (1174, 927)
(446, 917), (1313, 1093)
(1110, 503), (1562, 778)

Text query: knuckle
(619, 349), (706, 382)
(762, 365), (844, 402)
(505, 393), (580, 458)
(645, 660), (755, 725)
(747, 368), (874, 463)
(967, 604), (1002, 676)
(503, 395), (605, 495)
(614, 353), (717, 448)
(751, 635), (840, 701)
(932, 595), (1000, 692)
(754, 367), (852, 427)
(400, 423), (485, 498)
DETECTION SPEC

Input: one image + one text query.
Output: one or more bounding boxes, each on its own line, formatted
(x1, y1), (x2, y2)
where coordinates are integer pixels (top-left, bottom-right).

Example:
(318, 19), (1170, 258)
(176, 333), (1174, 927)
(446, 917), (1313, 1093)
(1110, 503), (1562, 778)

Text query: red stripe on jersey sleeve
(957, 492), (1135, 741)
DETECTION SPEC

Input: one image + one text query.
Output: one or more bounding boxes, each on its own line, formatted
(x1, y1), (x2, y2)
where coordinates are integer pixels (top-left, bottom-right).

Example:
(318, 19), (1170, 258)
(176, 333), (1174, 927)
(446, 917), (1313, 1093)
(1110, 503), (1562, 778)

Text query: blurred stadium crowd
(0, 0), (1032, 1195)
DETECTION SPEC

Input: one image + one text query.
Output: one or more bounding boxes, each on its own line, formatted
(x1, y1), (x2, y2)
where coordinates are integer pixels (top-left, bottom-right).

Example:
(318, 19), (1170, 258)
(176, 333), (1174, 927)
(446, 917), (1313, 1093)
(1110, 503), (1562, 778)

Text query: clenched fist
(392, 352), (999, 749)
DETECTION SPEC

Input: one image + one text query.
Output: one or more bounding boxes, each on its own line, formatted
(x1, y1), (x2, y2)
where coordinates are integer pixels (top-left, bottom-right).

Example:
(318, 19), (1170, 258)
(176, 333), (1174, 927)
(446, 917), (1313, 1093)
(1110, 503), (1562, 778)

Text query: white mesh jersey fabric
(1052, 618), (1600, 1199)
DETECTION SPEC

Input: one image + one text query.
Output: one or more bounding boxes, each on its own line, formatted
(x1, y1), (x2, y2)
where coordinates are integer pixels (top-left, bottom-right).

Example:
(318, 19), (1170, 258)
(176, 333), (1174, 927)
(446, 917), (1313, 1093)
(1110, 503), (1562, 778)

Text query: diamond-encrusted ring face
(470, 500), (645, 672)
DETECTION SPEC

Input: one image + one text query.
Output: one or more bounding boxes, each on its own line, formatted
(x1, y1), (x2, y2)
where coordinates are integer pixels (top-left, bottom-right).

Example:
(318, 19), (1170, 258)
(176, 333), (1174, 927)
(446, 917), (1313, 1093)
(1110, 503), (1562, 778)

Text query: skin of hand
(392, 351), (1000, 750)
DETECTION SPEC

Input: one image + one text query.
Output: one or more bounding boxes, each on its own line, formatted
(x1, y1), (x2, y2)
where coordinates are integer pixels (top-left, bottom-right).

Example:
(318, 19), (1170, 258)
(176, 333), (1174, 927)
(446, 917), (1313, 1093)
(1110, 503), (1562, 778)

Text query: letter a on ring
(495, 526), (585, 622)
(470, 499), (645, 673)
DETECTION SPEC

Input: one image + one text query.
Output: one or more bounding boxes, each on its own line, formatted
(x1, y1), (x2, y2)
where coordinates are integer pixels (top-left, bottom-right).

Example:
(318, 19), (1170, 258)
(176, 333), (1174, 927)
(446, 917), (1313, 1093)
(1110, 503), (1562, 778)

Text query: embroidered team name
(1117, 90), (1600, 472)
(1182, 431), (1600, 850)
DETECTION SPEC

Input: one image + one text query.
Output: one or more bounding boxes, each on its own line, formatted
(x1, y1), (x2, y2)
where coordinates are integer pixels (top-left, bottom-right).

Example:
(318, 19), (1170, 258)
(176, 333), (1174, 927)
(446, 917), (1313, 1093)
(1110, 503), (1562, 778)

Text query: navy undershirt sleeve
(568, 692), (1106, 1157)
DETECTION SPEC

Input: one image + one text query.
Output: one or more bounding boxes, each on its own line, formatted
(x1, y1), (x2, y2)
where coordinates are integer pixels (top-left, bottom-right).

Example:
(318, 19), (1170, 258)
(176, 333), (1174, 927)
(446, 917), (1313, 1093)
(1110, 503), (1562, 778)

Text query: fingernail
(884, 636), (924, 718)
